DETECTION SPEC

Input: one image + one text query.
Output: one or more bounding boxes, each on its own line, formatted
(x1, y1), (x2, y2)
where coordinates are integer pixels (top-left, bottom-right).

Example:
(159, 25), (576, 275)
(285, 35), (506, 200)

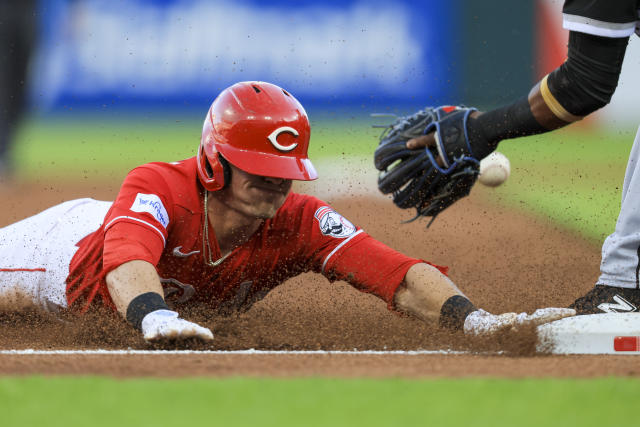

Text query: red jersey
(66, 157), (446, 313)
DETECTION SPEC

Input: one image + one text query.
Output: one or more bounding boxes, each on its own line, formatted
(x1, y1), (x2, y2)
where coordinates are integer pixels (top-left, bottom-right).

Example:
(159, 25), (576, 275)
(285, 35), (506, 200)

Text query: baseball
(478, 152), (510, 187)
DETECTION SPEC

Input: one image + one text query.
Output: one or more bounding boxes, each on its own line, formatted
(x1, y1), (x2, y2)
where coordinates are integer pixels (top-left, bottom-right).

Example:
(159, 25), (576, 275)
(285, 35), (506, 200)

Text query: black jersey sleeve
(563, 0), (639, 37)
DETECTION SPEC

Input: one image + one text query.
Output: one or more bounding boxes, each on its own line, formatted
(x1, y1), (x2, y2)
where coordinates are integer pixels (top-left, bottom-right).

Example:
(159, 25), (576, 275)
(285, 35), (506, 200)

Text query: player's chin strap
(202, 190), (232, 268)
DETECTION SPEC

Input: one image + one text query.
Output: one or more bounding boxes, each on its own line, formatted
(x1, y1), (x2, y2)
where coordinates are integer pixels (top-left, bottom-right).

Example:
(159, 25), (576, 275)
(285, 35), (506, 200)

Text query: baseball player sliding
(0, 82), (573, 343)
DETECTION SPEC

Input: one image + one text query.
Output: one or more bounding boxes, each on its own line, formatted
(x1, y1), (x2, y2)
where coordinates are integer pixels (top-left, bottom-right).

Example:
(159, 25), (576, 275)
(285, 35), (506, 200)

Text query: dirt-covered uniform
(0, 157), (442, 315)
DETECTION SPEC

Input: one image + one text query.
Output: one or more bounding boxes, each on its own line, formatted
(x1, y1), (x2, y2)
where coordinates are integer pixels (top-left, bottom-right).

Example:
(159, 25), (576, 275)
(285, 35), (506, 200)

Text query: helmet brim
(219, 144), (318, 181)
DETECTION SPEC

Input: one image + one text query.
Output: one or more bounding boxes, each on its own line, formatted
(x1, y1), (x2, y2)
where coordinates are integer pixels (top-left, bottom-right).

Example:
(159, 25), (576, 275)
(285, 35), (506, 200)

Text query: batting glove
(141, 309), (214, 342)
(514, 307), (576, 328)
(464, 308), (576, 336)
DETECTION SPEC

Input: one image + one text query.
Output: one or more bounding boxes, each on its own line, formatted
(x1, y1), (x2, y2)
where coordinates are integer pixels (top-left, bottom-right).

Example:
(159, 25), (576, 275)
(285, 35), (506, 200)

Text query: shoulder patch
(130, 193), (170, 228)
(314, 206), (356, 238)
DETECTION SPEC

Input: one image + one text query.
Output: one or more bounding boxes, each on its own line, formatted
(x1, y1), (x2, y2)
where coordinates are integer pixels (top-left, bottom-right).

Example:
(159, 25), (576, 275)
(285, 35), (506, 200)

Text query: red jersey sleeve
(101, 165), (174, 272)
(295, 196), (448, 309)
(102, 222), (165, 272)
(323, 235), (448, 309)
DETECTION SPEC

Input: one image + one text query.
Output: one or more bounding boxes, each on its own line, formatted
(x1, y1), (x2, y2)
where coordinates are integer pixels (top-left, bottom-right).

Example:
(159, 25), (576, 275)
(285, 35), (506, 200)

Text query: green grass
(12, 116), (381, 179)
(2, 377), (639, 427)
(484, 125), (635, 242)
(13, 116), (203, 180)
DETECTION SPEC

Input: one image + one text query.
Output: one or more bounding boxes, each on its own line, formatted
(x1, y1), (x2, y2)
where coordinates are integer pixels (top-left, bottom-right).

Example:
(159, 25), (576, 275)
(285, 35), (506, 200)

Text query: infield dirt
(1, 179), (632, 378)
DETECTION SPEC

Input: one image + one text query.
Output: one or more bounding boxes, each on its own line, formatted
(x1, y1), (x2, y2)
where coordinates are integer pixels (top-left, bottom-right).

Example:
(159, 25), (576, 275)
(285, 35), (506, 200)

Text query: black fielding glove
(429, 106), (495, 163)
(374, 106), (482, 225)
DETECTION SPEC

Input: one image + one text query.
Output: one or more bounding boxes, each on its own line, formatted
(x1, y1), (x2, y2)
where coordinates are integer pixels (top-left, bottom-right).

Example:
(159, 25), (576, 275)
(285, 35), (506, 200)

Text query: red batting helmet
(197, 81), (318, 191)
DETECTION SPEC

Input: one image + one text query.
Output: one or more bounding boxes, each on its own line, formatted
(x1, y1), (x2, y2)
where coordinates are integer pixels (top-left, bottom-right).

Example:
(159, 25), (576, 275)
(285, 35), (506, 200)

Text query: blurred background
(2, 0), (640, 239)
(15, 0), (638, 116)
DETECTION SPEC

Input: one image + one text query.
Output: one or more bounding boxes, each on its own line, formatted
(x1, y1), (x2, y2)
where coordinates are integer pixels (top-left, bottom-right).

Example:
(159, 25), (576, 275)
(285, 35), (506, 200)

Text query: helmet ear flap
(217, 154), (232, 187)
(197, 143), (228, 191)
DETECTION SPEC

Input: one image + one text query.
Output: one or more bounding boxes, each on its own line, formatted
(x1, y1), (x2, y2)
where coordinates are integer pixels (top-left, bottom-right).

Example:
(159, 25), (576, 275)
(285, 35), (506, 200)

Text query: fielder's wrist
(126, 292), (170, 331)
(469, 96), (547, 158)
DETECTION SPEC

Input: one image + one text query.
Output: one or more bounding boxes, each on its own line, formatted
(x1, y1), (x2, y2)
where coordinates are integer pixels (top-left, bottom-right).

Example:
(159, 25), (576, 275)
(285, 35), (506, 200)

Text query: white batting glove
(464, 307), (575, 336)
(514, 307), (576, 328)
(141, 310), (214, 342)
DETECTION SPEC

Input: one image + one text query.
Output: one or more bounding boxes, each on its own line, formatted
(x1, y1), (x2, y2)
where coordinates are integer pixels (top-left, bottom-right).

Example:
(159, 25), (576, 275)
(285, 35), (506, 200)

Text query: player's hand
(141, 309), (213, 342)
(405, 109), (484, 166)
(463, 307), (576, 336)
(514, 307), (576, 329)
(406, 131), (437, 150)
(404, 109), (484, 151)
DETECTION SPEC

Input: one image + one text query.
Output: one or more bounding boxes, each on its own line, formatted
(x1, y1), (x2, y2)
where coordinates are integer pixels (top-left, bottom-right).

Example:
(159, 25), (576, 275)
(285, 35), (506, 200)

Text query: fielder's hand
(141, 309), (214, 342)
(463, 307), (576, 336)
(405, 107), (491, 161)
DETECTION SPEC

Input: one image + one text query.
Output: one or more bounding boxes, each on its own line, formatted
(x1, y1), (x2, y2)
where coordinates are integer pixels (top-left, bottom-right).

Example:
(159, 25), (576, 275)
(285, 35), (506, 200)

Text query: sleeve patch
(314, 206), (356, 238)
(130, 193), (170, 228)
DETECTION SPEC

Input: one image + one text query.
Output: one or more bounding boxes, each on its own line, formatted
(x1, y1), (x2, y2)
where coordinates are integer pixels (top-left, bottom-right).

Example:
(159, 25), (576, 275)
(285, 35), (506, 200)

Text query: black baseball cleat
(570, 285), (640, 314)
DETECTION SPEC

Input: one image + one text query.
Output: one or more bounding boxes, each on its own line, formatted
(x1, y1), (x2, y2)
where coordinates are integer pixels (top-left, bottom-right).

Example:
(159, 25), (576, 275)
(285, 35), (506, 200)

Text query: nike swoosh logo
(172, 246), (200, 258)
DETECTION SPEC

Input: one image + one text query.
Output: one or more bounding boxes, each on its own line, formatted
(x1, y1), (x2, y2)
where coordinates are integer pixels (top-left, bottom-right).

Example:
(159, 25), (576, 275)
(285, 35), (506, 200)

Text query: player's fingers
(173, 322), (214, 341)
(489, 312), (518, 333)
(517, 308), (576, 327)
(406, 133), (446, 167)
(143, 330), (163, 341)
(145, 323), (180, 341)
(194, 326), (214, 341)
(144, 320), (213, 342)
(406, 133), (436, 150)
(169, 321), (213, 341)
(144, 328), (212, 342)
(464, 309), (518, 336)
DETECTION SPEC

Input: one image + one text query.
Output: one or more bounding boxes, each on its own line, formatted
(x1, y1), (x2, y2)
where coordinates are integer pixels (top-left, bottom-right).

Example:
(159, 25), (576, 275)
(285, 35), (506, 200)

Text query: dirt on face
(0, 180), (621, 377)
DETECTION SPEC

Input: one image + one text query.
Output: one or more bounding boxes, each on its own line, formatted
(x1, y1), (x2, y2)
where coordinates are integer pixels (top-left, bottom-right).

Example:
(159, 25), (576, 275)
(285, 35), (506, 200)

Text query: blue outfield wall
(31, 0), (460, 113)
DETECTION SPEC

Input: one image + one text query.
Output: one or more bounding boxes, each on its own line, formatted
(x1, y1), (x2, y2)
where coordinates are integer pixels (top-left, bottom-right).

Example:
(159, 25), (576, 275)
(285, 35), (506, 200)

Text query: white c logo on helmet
(267, 126), (299, 152)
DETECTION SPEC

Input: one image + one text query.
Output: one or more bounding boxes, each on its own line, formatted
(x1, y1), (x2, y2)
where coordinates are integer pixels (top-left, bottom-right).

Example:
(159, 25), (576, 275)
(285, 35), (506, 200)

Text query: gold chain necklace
(202, 190), (230, 267)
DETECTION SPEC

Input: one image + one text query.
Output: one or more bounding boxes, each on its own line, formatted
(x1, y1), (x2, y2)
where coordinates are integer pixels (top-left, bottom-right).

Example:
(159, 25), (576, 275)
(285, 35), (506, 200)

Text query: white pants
(0, 198), (111, 311)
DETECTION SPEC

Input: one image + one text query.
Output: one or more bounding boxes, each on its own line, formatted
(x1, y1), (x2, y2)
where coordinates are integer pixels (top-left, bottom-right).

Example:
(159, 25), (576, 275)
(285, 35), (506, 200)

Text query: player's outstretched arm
(393, 263), (465, 324)
(407, 32), (628, 159)
(105, 260), (213, 342)
(394, 263), (575, 335)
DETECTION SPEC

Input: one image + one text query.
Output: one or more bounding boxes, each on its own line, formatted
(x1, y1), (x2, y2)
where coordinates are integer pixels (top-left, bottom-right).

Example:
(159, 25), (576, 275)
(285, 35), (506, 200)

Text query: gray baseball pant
(599, 126), (640, 289)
